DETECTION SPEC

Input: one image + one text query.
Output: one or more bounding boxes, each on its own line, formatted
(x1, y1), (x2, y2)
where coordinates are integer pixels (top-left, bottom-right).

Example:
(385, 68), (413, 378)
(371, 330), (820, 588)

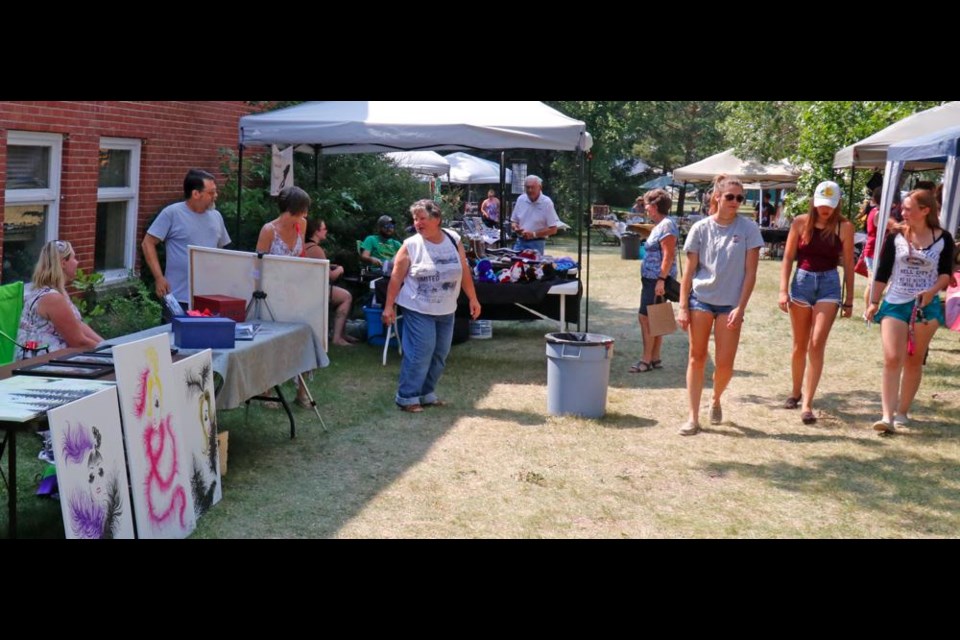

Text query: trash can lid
(545, 332), (614, 346)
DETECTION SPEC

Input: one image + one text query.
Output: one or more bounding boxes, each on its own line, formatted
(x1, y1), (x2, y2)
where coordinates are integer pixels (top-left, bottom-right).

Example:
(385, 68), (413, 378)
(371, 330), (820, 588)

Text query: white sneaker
(893, 414), (910, 428)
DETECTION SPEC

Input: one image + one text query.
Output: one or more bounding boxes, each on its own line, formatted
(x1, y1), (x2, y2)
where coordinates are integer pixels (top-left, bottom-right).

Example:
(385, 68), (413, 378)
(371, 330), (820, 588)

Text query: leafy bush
(73, 271), (162, 339)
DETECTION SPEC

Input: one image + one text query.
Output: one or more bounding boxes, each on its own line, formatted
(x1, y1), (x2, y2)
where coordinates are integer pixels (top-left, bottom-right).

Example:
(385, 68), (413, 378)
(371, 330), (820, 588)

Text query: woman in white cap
(676, 174), (764, 435)
(777, 180), (855, 424)
(865, 188), (955, 433)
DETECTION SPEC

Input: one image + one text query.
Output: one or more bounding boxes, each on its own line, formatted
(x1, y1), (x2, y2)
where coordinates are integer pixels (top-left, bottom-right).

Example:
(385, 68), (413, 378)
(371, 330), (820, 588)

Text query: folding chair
(0, 281), (25, 366)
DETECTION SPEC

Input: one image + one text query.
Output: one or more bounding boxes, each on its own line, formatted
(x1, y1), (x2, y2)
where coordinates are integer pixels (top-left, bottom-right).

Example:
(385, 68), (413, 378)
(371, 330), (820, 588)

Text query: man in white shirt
(511, 175), (560, 254)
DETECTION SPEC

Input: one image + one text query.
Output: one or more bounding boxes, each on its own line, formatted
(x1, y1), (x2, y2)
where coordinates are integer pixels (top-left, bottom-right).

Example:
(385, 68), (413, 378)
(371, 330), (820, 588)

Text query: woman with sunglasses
(15, 240), (104, 359)
(865, 189), (954, 433)
(676, 174), (764, 435)
(777, 181), (855, 424)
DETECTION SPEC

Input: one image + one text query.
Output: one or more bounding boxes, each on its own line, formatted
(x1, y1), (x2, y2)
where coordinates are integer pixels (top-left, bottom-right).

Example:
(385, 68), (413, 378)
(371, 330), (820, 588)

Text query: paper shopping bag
(647, 298), (677, 337)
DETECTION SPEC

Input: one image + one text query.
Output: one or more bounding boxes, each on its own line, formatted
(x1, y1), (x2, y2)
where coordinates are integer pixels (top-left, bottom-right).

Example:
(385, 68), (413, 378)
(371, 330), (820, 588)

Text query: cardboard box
(172, 317), (237, 349)
(192, 294), (247, 323)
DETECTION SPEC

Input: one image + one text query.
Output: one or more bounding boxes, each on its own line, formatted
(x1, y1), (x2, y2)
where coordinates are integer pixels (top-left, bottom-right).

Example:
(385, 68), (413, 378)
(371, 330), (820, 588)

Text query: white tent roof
(443, 152), (512, 185)
(384, 151), (450, 175)
(673, 148), (800, 186)
(832, 101), (960, 170)
(239, 101), (590, 153)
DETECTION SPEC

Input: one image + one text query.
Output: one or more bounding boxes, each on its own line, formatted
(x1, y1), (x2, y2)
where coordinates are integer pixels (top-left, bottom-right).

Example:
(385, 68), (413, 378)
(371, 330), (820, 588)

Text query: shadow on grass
(702, 451), (960, 536)
(597, 412), (658, 429)
(710, 422), (885, 446)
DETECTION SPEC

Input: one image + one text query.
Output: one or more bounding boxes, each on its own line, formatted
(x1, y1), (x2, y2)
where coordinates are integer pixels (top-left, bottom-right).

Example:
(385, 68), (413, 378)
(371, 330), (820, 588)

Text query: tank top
(15, 286), (82, 360)
(395, 229), (463, 315)
(797, 222), (841, 272)
(269, 220), (303, 257)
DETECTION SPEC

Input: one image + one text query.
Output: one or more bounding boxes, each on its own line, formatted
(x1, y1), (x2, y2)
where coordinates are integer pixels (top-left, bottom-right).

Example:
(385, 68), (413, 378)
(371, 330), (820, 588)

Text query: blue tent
(639, 174), (693, 191)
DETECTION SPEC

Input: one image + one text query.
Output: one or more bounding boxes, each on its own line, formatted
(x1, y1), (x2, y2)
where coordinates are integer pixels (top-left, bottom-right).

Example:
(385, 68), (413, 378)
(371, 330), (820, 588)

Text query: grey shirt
(146, 201), (231, 302)
(683, 215), (764, 306)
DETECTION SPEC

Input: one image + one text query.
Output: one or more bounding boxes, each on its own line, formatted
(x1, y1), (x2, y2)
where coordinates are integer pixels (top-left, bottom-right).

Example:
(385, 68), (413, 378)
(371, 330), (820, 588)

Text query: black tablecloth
(375, 277), (581, 323)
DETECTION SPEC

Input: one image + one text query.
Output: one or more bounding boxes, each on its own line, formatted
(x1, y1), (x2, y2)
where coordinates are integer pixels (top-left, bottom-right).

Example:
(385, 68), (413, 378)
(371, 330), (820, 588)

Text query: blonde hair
(32, 240), (74, 294)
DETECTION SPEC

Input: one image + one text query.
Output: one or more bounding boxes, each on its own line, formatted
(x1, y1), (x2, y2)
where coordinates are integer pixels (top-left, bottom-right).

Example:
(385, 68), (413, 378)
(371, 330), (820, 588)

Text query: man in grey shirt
(142, 169), (231, 315)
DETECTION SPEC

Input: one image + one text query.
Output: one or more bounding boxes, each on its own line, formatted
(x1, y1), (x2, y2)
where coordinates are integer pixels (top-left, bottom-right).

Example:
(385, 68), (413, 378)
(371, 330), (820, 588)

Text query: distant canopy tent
(443, 152), (513, 185)
(673, 148), (800, 218)
(236, 100), (598, 328)
(384, 151), (451, 178)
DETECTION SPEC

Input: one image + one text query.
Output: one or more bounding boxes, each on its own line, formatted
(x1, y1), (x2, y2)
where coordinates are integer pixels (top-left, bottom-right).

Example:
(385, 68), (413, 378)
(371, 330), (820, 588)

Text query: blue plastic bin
(363, 306), (400, 347)
(172, 317), (236, 349)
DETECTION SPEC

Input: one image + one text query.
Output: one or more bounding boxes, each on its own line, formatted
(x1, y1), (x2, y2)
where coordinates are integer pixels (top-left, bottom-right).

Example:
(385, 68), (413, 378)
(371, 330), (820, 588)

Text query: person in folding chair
(15, 240), (104, 360)
(382, 199), (481, 413)
(865, 188), (955, 434)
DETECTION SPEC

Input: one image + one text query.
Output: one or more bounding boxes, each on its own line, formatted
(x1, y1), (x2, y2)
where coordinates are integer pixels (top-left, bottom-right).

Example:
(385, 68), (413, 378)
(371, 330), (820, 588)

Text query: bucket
(363, 306), (400, 347)
(544, 332), (615, 418)
(469, 319), (493, 339)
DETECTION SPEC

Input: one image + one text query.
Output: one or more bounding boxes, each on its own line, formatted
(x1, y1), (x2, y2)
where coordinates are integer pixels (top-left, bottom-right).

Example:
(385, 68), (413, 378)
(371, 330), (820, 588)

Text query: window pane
(2, 204), (49, 284)
(7, 146), (50, 189)
(99, 148), (130, 188)
(95, 201), (128, 271)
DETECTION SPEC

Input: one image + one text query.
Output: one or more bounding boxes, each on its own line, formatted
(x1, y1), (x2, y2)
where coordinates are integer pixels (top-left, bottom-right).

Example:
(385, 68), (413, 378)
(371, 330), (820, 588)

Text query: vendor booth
(238, 101), (593, 328)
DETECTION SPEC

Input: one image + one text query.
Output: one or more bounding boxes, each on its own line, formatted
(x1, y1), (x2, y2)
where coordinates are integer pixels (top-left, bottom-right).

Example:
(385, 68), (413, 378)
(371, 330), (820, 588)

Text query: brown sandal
(423, 400), (446, 407)
(629, 360), (653, 373)
(398, 403), (424, 413)
(783, 395), (802, 410)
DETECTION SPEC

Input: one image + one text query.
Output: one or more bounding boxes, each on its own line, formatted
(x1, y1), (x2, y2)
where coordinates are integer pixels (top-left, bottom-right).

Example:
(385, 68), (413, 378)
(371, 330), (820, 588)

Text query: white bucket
(469, 319), (493, 339)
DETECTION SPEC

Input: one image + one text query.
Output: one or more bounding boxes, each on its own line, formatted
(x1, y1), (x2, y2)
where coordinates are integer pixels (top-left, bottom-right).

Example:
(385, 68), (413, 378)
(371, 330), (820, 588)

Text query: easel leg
(295, 374), (328, 433)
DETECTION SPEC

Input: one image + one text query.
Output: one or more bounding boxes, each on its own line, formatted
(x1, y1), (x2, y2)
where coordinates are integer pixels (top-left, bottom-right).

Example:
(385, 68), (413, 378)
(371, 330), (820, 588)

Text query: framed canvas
(51, 352), (116, 367)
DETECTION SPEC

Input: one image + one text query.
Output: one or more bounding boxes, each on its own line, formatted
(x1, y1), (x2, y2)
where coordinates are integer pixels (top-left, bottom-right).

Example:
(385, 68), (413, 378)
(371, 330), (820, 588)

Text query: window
(2, 132), (62, 285)
(95, 138), (141, 279)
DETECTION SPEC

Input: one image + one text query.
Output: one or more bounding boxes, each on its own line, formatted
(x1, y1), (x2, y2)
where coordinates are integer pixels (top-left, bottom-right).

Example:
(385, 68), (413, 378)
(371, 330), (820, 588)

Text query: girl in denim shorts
(777, 180), (856, 425)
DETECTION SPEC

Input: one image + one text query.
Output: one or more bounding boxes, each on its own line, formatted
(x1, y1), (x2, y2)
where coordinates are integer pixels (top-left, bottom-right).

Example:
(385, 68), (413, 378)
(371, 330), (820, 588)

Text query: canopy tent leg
(581, 148), (589, 333)
(236, 143), (244, 243)
(499, 151), (507, 245)
(847, 168), (856, 219)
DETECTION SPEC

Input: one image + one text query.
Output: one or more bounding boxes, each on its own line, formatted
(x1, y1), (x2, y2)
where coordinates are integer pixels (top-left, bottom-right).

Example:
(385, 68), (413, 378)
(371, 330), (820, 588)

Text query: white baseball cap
(813, 181), (841, 208)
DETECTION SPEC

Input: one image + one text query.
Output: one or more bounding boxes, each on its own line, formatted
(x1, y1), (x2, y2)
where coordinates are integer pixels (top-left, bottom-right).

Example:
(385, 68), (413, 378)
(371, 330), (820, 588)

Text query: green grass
(5, 236), (959, 538)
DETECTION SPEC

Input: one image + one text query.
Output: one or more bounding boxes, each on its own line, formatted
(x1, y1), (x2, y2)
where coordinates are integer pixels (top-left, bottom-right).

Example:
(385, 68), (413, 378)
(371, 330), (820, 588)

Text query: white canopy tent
(833, 101), (960, 170)
(673, 148), (800, 185)
(443, 152), (513, 185)
(239, 101), (591, 153)
(384, 150), (450, 177)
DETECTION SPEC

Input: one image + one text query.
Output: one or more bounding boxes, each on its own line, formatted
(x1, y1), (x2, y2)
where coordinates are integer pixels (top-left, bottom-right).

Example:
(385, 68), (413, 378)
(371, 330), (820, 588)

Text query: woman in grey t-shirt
(676, 174), (764, 436)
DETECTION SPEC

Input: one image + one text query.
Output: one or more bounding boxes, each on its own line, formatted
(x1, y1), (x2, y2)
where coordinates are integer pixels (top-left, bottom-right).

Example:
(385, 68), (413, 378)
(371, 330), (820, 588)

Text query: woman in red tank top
(777, 181), (855, 424)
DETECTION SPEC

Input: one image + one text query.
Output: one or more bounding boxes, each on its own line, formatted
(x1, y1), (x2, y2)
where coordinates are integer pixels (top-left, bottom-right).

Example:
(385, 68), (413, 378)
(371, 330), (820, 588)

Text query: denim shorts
(790, 268), (841, 307)
(874, 297), (946, 326)
(688, 290), (735, 317)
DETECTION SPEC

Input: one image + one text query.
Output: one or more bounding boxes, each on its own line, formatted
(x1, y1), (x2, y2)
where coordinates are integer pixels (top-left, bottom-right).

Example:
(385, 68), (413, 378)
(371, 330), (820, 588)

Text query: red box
(192, 294), (248, 322)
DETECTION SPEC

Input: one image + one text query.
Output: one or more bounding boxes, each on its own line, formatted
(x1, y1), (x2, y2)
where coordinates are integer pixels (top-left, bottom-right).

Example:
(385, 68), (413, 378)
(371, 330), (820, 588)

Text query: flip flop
(629, 360), (653, 373)
(651, 360), (663, 369)
(783, 395), (802, 410)
(398, 403), (424, 413)
(801, 410), (817, 425)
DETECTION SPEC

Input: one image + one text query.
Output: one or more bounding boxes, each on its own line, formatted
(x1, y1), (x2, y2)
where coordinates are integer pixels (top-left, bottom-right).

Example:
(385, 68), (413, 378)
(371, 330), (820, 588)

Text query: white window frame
(4, 131), (62, 247)
(96, 137), (141, 282)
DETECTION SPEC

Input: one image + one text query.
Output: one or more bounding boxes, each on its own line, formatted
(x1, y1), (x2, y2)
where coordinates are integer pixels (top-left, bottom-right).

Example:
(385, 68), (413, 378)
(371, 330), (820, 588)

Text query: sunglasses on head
(722, 193), (745, 202)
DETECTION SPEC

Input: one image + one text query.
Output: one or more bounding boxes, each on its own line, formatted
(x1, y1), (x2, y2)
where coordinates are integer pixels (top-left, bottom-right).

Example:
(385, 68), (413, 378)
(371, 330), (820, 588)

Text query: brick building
(0, 101), (262, 285)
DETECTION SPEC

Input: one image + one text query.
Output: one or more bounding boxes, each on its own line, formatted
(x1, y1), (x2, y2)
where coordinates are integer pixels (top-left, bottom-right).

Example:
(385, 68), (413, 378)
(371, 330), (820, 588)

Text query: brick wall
(0, 101), (268, 280)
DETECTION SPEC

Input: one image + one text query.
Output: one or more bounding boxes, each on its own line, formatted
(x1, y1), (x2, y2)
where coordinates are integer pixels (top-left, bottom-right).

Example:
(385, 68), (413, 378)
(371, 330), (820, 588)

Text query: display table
(374, 277), (581, 327)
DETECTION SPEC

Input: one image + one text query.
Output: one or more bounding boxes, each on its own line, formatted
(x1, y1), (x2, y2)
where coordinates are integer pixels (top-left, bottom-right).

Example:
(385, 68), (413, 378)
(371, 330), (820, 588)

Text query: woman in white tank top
(382, 199), (481, 412)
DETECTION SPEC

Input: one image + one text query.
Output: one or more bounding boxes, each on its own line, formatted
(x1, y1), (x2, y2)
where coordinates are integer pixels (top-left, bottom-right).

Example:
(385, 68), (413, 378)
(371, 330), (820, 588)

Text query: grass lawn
(6, 236), (959, 538)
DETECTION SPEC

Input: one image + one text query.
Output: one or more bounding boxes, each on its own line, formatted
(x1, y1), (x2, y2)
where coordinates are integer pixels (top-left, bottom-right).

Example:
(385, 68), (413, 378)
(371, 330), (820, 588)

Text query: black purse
(664, 275), (681, 303)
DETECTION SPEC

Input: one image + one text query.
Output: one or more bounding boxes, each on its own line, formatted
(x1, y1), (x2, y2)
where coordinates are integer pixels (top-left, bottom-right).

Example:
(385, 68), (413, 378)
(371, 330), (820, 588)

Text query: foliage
(216, 146), (427, 269)
(86, 275), (162, 339)
(71, 268), (105, 322)
(720, 101), (945, 218)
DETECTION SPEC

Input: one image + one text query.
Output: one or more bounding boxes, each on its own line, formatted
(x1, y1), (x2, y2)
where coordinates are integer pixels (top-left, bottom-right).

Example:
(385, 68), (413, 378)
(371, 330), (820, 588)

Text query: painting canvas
(171, 350), (223, 518)
(188, 245), (330, 353)
(0, 376), (116, 422)
(47, 387), (136, 539)
(112, 333), (196, 539)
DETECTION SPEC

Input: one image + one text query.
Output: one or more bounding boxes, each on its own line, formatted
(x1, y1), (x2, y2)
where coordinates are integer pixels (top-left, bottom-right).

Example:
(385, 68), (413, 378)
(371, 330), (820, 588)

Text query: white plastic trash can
(545, 332), (615, 418)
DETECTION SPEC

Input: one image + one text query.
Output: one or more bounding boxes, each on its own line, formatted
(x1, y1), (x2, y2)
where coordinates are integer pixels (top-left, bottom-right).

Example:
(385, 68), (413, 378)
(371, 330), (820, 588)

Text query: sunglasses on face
(722, 193), (745, 203)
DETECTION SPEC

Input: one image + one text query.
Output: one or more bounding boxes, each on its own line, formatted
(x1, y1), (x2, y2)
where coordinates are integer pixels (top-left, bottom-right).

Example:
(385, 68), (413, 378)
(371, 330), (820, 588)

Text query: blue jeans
(513, 237), (546, 254)
(396, 307), (455, 406)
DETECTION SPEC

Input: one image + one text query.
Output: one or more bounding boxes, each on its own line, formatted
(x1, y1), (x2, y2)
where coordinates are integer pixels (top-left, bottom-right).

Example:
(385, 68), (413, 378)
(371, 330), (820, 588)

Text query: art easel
(244, 252), (327, 435)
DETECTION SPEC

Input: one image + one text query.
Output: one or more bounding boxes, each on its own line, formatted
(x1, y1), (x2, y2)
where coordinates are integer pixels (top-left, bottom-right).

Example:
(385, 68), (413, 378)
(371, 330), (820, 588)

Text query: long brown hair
(801, 202), (843, 246)
(906, 189), (941, 231)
